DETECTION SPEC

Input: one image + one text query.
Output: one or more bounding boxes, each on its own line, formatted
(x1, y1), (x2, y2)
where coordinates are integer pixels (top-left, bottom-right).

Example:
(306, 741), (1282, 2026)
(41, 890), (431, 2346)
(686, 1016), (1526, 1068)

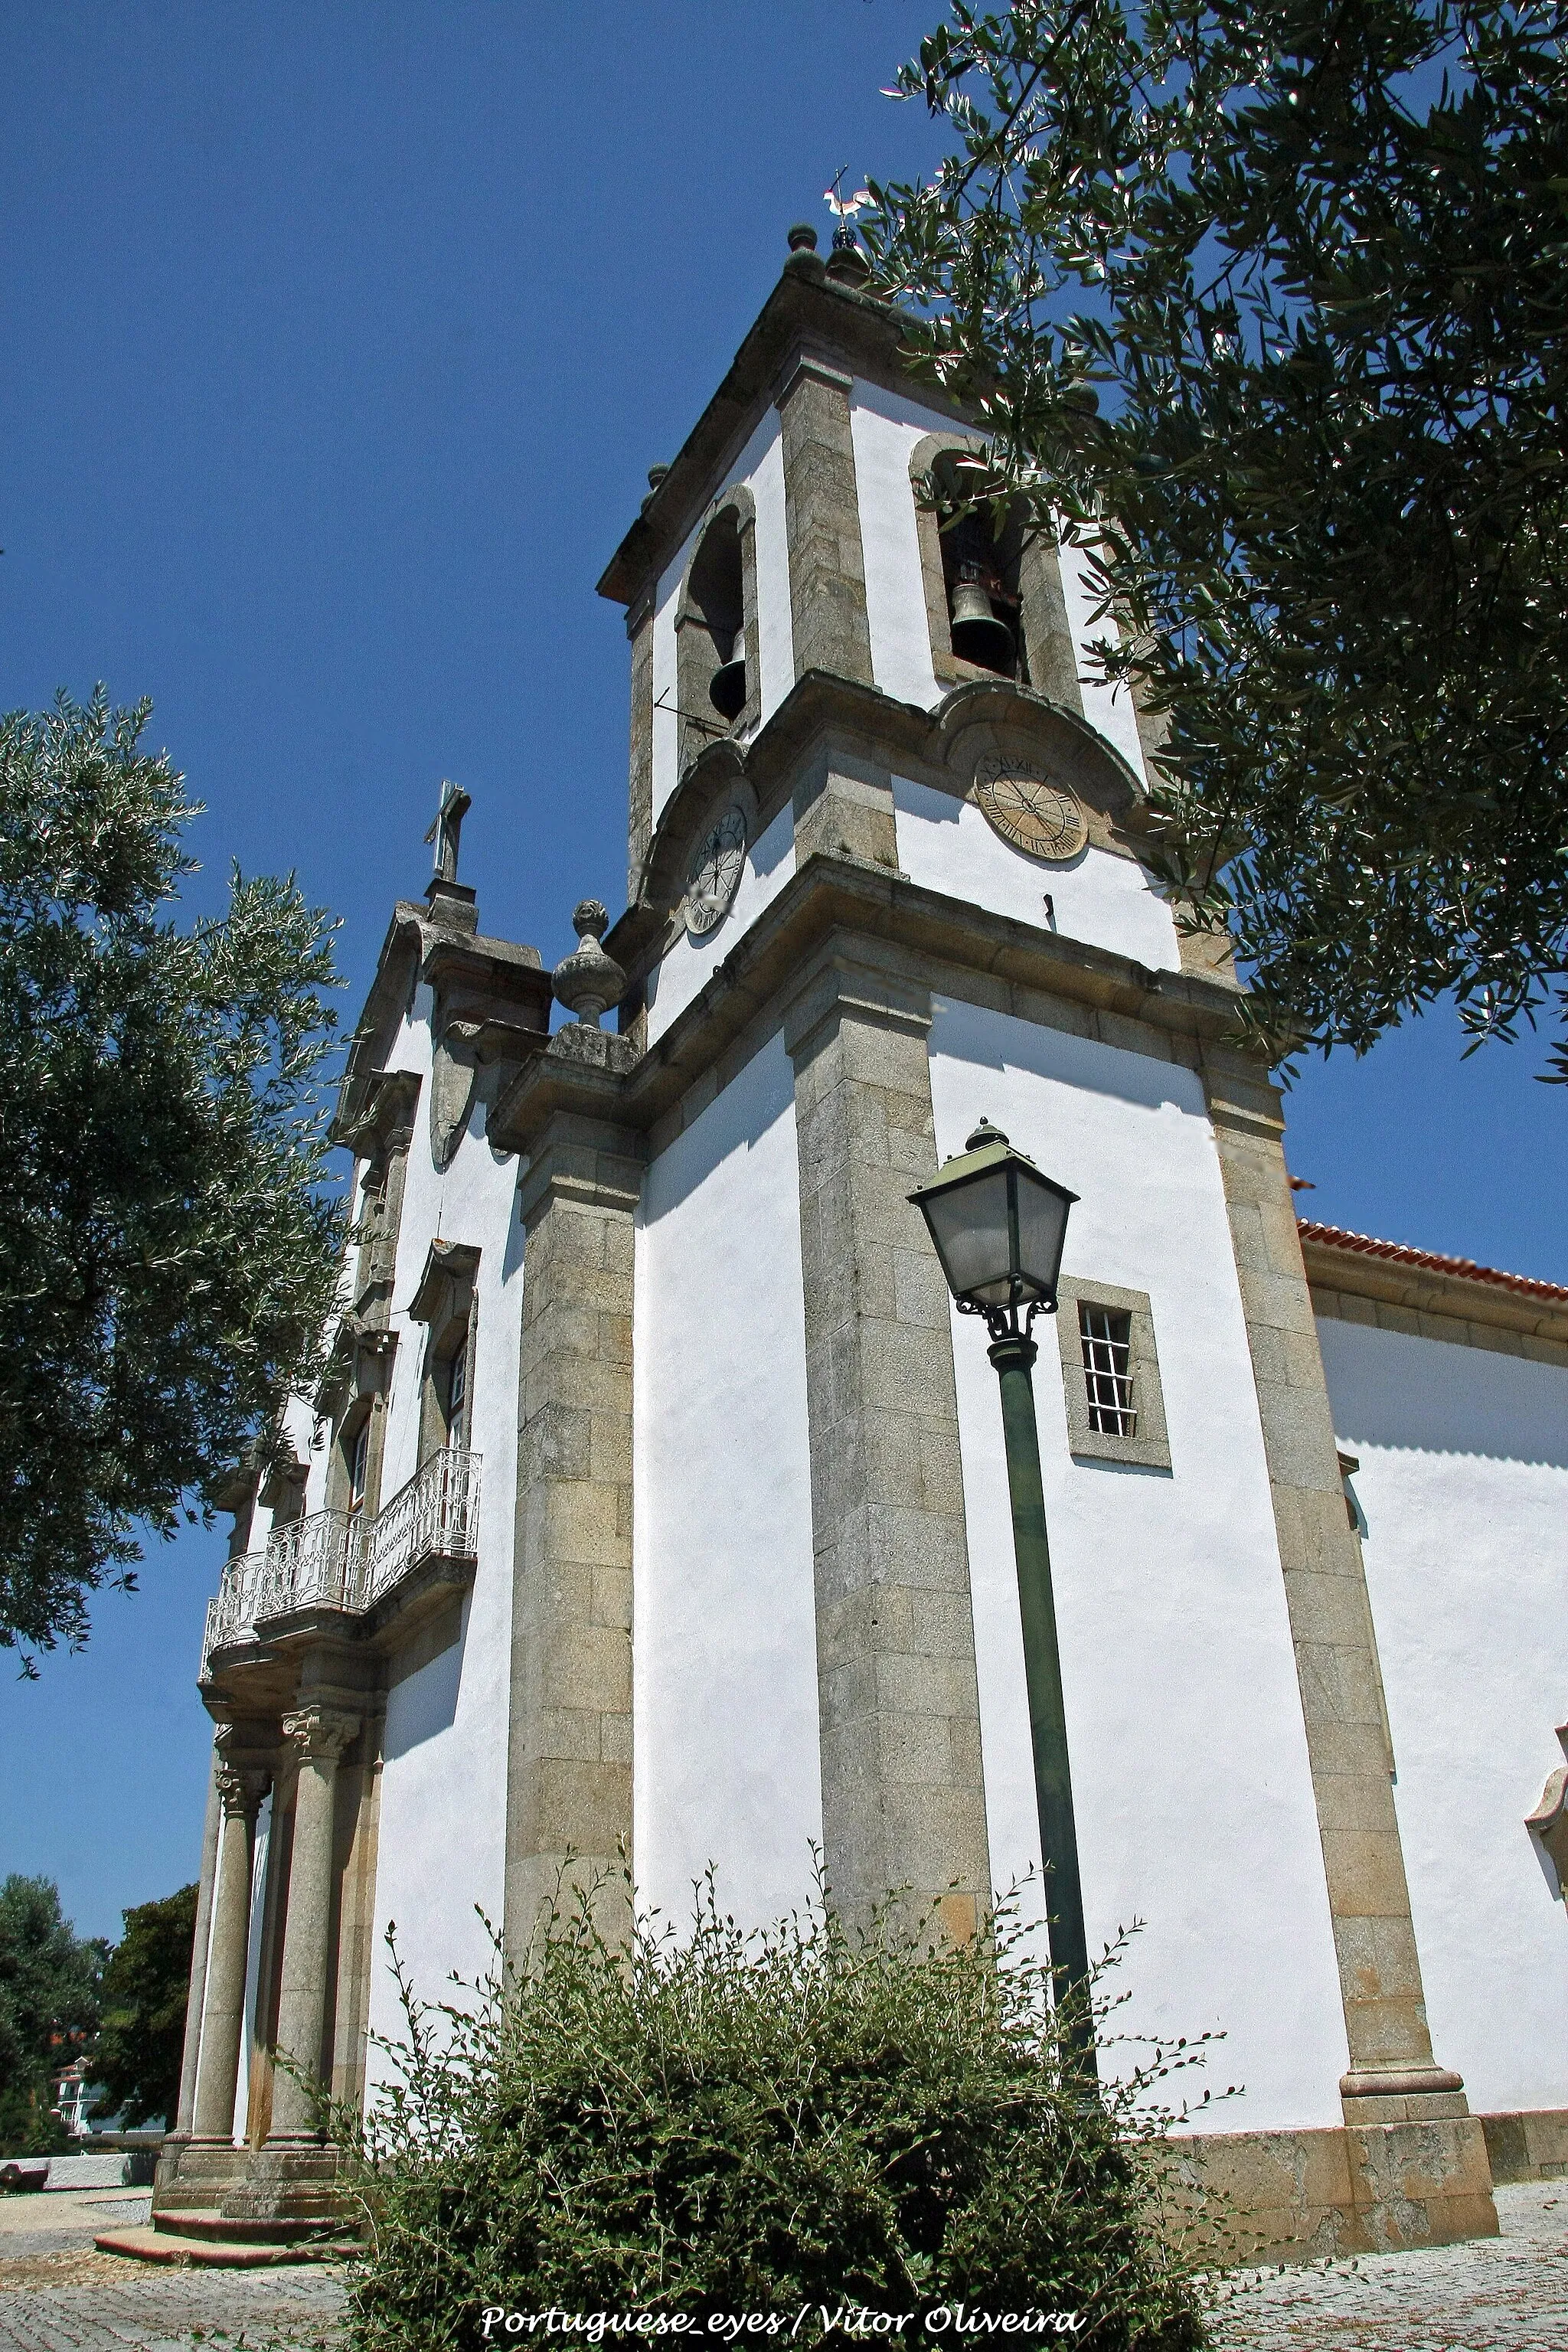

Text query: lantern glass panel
(1014, 1166), (1073, 1305)
(920, 1164), (1014, 1306)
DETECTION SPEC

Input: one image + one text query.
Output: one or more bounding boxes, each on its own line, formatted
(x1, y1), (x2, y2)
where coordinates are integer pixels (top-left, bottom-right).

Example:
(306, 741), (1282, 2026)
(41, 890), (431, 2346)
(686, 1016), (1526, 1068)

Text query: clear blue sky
(2, 2), (1561, 1946)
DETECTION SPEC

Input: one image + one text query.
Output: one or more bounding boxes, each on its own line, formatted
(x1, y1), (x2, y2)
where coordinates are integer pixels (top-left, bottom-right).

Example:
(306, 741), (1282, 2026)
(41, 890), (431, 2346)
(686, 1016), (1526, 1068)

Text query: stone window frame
(1053, 1276), (1172, 1472)
(674, 484), (761, 773)
(315, 1322), (397, 1521)
(409, 1239), (481, 1464)
(909, 431), (1082, 708)
(332, 1395), (377, 1519)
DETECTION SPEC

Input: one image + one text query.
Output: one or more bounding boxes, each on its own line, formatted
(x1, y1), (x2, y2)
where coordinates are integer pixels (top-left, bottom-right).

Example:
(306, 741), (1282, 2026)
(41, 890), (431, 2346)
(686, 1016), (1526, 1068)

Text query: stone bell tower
(577, 217), (1496, 2256)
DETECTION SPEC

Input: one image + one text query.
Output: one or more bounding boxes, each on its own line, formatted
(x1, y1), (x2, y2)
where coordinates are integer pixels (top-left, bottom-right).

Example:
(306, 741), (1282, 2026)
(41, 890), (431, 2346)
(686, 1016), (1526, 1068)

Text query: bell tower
(583, 221), (1495, 2259)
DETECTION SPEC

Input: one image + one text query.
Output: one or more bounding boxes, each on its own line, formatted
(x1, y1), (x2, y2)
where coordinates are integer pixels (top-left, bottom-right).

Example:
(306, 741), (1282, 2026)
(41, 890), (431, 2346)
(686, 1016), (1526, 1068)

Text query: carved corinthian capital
(283, 1705), (361, 1764)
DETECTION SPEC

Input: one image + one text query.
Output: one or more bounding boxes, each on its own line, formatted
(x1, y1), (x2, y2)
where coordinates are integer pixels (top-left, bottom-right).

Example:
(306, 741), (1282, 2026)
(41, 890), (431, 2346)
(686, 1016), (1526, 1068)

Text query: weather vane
(824, 168), (871, 246)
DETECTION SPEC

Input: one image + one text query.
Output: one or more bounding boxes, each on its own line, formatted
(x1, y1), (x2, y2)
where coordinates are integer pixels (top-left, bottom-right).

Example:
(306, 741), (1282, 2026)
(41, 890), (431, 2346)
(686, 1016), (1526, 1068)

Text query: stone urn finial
(552, 900), (626, 1030)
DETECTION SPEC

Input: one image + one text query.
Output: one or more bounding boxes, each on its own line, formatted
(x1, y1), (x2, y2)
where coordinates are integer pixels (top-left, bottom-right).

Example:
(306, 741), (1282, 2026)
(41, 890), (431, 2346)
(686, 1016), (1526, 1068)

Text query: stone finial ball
(787, 222), (818, 253)
(572, 900), (609, 939)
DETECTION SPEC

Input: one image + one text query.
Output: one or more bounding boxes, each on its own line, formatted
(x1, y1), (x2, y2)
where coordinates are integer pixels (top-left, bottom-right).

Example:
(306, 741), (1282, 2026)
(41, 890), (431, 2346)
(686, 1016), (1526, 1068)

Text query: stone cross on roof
(424, 778), (472, 884)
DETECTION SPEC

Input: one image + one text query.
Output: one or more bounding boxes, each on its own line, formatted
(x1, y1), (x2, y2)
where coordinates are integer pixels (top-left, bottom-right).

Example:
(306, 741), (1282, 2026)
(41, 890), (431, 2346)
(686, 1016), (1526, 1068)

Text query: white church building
(152, 224), (1568, 2262)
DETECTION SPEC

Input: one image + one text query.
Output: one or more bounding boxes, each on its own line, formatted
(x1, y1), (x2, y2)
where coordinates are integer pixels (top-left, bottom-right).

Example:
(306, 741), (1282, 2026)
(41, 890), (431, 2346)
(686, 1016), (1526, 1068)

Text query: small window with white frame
(445, 1341), (469, 1448)
(345, 1413), (372, 1518)
(1054, 1278), (1171, 1470)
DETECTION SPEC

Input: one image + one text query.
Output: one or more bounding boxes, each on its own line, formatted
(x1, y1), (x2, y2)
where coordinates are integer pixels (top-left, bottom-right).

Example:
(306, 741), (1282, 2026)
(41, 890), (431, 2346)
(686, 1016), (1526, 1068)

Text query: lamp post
(910, 1119), (1096, 2075)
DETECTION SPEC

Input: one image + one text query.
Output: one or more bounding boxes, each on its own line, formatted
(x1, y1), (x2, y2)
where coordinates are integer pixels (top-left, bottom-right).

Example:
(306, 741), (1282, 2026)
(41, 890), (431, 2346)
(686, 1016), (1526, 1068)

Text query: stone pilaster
(190, 1756), (268, 2143)
(1205, 1045), (1498, 2249)
(792, 742), (902, 874)
(784, 949), (991, 1939)
(776, 354), (874, 688)
(1018, 538), (1084, 712)
(505, 1108), (641, 1954)
(266, 1706), (360, 2142)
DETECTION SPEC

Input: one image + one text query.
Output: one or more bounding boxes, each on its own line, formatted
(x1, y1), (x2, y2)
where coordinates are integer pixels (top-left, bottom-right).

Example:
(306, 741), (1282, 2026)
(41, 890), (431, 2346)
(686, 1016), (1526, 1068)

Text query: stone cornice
(596, 263), (972, 612)
(606, 670), (1158, 988)
(407, 1238), (482, 1325)
(332, 1065), (422, 1158)
(495, 850), (1250, 1161)
(1303, 1233), (1568, 1355)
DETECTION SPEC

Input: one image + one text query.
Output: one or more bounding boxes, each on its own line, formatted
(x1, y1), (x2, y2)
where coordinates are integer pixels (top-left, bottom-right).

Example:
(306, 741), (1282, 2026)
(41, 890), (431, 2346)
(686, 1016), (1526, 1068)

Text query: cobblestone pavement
(1210, 2180), (1568, 2349)
(0, 2180), (1561, 2351)
(0, 2256), (346, 2351)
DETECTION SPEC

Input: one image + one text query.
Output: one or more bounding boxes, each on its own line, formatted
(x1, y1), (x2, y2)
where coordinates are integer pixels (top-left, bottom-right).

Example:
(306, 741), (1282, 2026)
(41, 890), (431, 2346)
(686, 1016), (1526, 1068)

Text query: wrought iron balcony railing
(358, 1444), (482, 1613)
(201, 1447), (481, 1675)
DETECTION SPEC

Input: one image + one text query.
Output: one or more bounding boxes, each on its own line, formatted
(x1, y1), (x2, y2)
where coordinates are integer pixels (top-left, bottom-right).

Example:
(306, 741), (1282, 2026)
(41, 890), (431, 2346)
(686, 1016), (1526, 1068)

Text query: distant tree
(0, 688), (345, 1665)
(89, 1883), (198, 2131)
(0, 1875), (106, 2156)
(864, 0), (1568, 1072)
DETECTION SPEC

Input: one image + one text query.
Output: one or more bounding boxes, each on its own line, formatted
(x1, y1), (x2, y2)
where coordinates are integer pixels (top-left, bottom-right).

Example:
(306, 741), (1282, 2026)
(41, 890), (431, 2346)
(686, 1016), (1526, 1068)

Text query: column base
(1340, 2062), (1467, 2122)
(151, 2136), (358, 2242)
(1159, 2113), (1499, 2265)
(152, 2133), (253, 2217)
(217, 2141), (356, 2233)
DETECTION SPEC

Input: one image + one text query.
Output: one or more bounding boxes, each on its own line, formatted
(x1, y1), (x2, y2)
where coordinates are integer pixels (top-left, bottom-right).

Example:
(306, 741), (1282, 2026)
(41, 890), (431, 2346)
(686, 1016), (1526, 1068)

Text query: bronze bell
(949, 564), (1016, 675)
(708, 629), (747, 721)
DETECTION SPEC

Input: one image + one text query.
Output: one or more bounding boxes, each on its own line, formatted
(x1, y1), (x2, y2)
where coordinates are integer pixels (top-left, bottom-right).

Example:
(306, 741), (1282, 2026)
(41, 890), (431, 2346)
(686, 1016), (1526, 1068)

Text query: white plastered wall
(650, 410), (792, 828)
(892, 773), (1179, 972)
(644, 801), (795, 1046)
(353, 989), (524, 2056)
(1056, 541), (1149, 783)
(928, 995), (1348, 2131)
(633, 1028), (822, 1932)
(1315, 1316), (1568, 2116)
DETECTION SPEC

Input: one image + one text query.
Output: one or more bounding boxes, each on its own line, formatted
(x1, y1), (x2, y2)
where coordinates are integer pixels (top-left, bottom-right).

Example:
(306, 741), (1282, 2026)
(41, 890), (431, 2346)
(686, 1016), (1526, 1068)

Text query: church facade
(157, 226), (1568, 2260)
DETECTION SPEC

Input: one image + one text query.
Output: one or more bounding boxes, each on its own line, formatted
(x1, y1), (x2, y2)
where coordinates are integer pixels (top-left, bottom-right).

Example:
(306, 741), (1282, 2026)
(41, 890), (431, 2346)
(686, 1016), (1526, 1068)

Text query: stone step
(95, 2223), (358, 2269)
(158, 2207), (349, 2245)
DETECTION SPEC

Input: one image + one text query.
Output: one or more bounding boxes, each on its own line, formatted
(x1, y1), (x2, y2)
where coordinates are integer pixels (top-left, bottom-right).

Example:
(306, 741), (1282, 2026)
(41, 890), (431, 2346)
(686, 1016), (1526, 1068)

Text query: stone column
(776, 353), (874, 688)
(505, 1107), (641, 1956)
(266, 1706), (359, 2143)
(784, 947), (991, 1940)
(1205, 1045), (1497, 2247)
(173, 1755), (223, 2136)
(190, 1759), (268, 2143)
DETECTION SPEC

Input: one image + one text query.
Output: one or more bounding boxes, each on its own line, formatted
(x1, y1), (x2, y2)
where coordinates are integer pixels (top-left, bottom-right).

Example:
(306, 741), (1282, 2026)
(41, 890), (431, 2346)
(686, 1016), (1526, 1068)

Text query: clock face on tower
(972, 756), (1089, 864)
(684, 802), (748, 937)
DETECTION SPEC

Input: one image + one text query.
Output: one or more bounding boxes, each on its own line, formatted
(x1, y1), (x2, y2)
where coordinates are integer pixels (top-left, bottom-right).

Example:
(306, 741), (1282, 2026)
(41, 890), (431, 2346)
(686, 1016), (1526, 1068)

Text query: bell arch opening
(674, 489), (760, 769)
(910, 436), (1083, 710)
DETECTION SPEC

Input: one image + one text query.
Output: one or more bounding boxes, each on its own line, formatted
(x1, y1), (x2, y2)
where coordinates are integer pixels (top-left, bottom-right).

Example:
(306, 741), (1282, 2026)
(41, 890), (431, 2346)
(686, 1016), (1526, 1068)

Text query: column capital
(211, 1721), (272, 1819)
(774, 346), (854, 406)
(283, 1705), (361, 1764)
(214, 1762), (270, 1821)
(781, 947), (933, 1067)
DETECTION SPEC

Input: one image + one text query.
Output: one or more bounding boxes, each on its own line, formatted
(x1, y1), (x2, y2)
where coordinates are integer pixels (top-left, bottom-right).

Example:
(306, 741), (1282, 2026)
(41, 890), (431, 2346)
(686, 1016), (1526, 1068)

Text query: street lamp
(910, 1119), (1096, 2074)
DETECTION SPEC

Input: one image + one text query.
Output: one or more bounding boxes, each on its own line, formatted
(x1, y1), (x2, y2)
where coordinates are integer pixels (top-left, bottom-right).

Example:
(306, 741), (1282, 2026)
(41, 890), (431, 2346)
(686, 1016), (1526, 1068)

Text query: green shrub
(336, 1872), (1219, 2350)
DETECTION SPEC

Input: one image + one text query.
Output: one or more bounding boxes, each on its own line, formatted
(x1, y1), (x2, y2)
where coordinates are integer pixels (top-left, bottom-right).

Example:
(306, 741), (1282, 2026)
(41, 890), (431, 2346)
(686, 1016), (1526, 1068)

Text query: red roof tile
(1297, 1220), (1568, 1305)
